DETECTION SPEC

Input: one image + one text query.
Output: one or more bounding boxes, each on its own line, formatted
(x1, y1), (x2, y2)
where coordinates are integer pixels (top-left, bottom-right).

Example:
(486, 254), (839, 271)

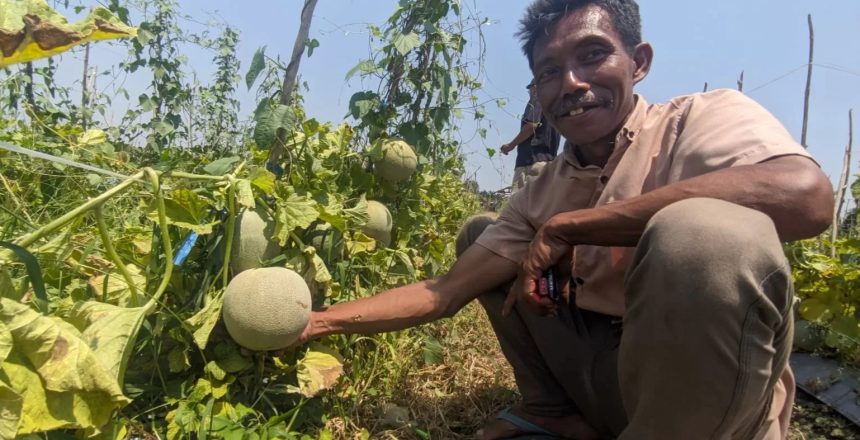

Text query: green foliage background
(0, 0), (490, 438)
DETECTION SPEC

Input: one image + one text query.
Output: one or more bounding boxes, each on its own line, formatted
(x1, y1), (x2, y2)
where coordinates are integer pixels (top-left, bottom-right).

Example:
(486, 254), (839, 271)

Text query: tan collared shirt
(476, 89), (813, 317)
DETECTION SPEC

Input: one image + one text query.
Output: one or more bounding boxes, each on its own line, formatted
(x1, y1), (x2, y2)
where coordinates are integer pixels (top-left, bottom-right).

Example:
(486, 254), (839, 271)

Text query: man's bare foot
(477, 407), (599, 440)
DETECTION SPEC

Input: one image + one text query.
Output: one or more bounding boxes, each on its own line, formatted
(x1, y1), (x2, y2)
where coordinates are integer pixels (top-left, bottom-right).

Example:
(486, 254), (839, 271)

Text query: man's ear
(632, 42), (653, 84)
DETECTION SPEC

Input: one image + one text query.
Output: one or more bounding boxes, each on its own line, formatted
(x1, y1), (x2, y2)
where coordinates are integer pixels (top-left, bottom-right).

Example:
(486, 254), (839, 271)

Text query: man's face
(531, 5), (651, 145)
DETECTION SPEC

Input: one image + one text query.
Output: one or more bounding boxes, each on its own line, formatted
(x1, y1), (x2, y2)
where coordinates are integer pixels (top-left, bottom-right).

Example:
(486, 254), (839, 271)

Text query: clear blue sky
(52, 1), (860, 193)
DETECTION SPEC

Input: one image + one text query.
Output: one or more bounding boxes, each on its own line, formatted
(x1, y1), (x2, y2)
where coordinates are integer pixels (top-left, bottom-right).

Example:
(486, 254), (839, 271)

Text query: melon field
(0, 0), (858, 439)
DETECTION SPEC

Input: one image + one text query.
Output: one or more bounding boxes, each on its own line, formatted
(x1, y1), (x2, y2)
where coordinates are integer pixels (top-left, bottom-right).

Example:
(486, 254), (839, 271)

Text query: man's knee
(455, 212), (498, 257)
(641, 197), (783, 272)
(628, 198), (790, 314)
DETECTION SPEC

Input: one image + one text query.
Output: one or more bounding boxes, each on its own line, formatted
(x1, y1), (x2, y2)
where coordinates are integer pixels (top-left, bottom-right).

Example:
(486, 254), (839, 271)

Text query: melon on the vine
(374, 139), (417, 183)
(222, 267), (311, 351)
(362, 200), (392, 246)
(231, 207), (280, 274)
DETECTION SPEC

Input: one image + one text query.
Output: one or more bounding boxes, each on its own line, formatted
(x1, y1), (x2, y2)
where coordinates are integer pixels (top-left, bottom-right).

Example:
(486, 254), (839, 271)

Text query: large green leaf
(254, 105), (297, 150)
(273, 193), (319, 246)
(245, 46), (266, 90)
(67, 301), (150, 385)
(296, 343), (343, 398)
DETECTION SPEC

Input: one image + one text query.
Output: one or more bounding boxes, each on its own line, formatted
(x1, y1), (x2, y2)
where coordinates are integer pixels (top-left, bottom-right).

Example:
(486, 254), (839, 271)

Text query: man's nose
(561, 69), (590, 95)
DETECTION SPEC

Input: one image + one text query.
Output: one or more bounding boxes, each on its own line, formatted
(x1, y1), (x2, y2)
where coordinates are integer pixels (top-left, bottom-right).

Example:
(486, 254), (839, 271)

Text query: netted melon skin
(362, 200), (392, 245)
(375, 139), (417, 183)
(222, 267), (311, 351)
(231, 208), (281, 274)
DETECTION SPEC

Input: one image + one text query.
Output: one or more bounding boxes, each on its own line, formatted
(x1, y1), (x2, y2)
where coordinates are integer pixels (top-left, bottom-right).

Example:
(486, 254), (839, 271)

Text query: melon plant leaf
(235, 179), (255, 209)
(343, 196), (370, 228)
(0, 0), (137, 67)
(0, 298), (129, 434)
(0, 381), (22, 439)
(392, 31), (421, 56)
(66, 301), (150, 385)
(273, 193), (319, 246)
(186, 291), (224, 350)
(203, 156), (241, 176)
(245, 46), (266, 90)
(87, 266), (146, 307)
(296, 343), (344, 398)
(249, 168), (276, 195)
(798, 298), (836, 322)
(0, 322), (11, 365)
(345, 232), (376, 255)
(254, 105), (297, 150)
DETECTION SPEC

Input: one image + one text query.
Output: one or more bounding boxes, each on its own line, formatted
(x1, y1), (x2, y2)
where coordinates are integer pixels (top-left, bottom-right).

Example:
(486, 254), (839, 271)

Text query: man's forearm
(507, 122), (539, 147)
(549, 156), (833, 246)
(306, 280), (448, 339)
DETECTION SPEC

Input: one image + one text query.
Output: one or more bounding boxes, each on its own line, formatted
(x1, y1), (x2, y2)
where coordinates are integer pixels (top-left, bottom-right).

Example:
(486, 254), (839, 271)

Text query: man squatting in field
(290, 0), (834, 438)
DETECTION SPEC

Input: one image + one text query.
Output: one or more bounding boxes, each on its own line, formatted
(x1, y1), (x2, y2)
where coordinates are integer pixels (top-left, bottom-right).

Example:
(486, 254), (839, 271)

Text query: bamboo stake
(81, 43), (91, 130)
(801, 14), (814, 149)
(832, 109), (854, 256)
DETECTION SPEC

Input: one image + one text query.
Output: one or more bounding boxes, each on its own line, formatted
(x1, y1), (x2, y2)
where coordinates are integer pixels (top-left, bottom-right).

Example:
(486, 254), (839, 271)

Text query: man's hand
(501, 143), (515, 155)
(503, 218), (573, 317)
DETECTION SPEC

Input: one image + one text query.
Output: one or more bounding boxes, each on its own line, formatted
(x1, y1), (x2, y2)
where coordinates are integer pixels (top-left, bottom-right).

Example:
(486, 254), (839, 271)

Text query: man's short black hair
(518, 0), (642, 69)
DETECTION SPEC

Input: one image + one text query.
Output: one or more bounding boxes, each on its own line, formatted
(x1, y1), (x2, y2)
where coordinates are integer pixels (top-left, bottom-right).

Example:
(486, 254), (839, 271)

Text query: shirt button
(599, 175), (608, 184)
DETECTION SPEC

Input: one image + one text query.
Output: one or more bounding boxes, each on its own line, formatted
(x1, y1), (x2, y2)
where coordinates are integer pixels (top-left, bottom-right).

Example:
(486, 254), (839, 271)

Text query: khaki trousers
(456, 198), (794, 440)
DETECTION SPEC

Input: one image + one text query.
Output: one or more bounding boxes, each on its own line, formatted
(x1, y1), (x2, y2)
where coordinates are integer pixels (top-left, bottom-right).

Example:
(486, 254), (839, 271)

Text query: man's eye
(584, 49), (607, 62)
(537, 67), (559, 82)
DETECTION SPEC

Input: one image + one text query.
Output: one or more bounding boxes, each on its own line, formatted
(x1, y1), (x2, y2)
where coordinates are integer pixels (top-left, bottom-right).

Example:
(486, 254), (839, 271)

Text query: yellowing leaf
(0, 299), (129, 434)
(345, 232), (376, 255)
(296, 343), (343, 398)
(798, 298), (836, 322)
(0, 0), (137, 67)
(249, 168), (276, 195)
(67, 301), (150, 385)
(77, 129), (107, 146)
(0, 381), (22, 438)
(87, 265), (146, 306)
(235, 179), (255, 209)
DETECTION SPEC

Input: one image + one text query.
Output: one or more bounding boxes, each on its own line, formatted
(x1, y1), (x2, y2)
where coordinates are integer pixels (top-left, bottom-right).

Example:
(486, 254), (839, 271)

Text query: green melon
(231, 207), (280, 274)
(304, 223), (344, 262)
(375, 139), (417, 183)
(362, 200), (392, 246)
(222, 267), (311, 351)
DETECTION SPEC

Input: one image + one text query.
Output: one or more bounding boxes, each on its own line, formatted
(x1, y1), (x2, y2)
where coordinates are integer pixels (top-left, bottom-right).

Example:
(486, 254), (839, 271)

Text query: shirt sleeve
(522, 96), (542, 125)
(669, 89), (815, 181)
(474, 189), (536, 264)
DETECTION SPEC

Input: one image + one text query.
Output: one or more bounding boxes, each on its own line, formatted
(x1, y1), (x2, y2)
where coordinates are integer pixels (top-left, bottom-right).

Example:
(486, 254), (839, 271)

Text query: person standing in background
(501, 81), (561, 193)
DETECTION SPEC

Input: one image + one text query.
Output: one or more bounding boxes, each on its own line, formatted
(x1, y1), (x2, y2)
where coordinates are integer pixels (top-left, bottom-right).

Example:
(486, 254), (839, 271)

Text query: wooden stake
(832, 109), (854, 253)
(801, 14), (814, 149)
(269, 0), (319, 168)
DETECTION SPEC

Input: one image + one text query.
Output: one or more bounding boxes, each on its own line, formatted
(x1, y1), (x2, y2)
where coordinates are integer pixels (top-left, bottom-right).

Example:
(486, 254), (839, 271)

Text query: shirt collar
(562, 94), (649, 168)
